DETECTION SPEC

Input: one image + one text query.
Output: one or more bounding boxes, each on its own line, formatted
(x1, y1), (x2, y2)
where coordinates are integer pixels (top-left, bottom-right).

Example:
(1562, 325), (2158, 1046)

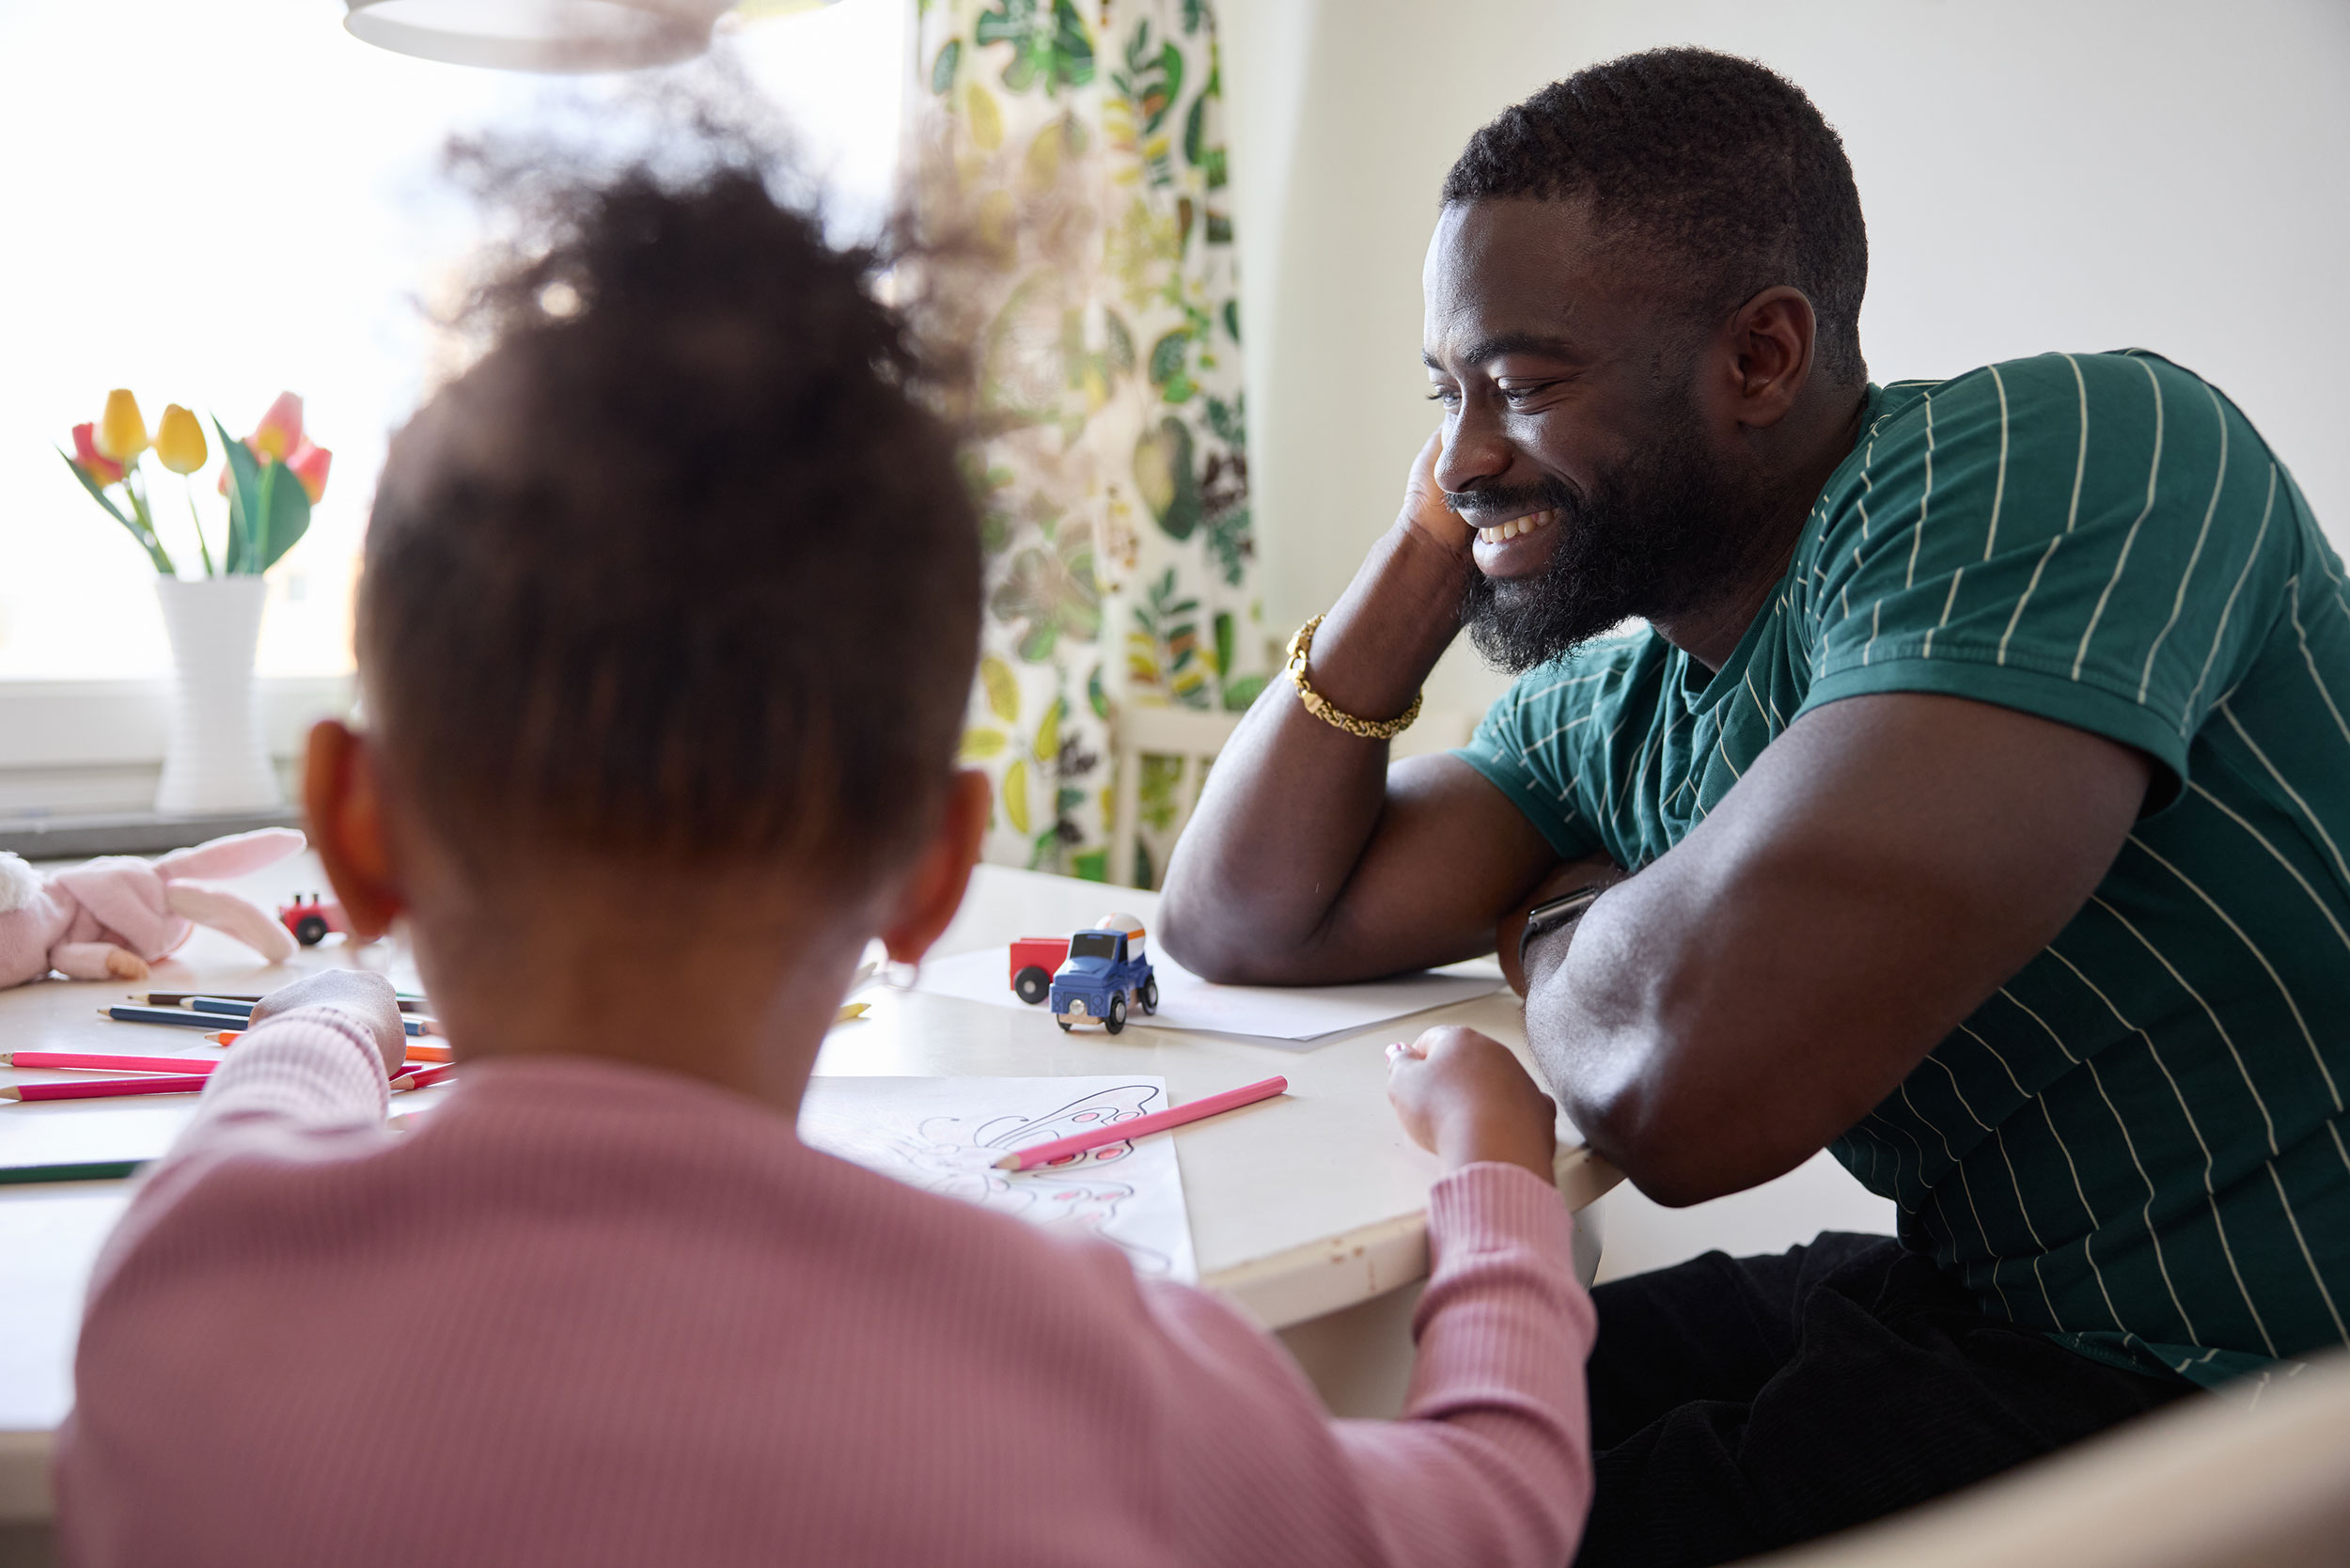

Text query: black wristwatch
(1517, 884), (1607, 972)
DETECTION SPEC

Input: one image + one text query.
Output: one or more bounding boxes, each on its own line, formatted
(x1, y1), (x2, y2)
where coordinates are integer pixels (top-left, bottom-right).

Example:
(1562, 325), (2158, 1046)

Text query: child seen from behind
(58, 144), (1594, 1568)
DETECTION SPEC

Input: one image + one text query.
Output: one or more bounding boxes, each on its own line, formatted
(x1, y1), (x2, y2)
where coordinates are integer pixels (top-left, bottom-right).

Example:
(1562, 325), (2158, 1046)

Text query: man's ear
(879, 770), (991, 967)
(1722, 285), (1817, 431)
(302, 719), (404, 940)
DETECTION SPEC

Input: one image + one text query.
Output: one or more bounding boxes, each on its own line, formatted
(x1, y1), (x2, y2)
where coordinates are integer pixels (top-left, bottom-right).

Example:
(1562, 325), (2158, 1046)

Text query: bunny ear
(164, 884), (297, 965)
(154, 828), (307, 883)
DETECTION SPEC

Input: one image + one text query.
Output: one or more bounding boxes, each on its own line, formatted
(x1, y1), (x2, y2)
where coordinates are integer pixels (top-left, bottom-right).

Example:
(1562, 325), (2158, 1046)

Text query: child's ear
(879, 770), (990, 967)
(302, 719), (404, 940)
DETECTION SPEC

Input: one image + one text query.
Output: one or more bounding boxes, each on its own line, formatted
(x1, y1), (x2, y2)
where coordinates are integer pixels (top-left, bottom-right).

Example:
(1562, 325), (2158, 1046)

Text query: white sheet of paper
(912, 945), (1503, 1045)
(798, 1074), (1197, 1282)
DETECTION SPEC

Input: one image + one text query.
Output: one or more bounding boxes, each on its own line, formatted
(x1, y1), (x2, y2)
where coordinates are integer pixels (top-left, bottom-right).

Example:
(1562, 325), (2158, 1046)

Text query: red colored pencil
(1, 1074), (210, 1102)
(389, 1064), (458, 1092)
(992, 1074), (1289, 1170)
(2, 1052), (217, 1075)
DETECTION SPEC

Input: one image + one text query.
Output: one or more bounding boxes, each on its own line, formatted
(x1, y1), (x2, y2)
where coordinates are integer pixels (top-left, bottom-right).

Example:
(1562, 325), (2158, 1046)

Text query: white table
(0, 858), (1617, 1524)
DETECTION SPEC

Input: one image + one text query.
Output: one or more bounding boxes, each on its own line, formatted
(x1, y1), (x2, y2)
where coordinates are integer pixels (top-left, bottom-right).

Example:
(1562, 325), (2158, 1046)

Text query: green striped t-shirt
(1459, 350), (2350, 1392)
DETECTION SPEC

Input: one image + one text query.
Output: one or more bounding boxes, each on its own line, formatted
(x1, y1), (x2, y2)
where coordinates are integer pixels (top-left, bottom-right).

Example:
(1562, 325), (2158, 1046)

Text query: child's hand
(1386, 1027), (1558, 1183)
(247, 971), (406, 1077)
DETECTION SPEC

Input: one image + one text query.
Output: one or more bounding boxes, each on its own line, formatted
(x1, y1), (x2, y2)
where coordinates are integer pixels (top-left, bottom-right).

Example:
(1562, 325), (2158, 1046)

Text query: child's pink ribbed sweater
(57, 1007), (1594, 1567)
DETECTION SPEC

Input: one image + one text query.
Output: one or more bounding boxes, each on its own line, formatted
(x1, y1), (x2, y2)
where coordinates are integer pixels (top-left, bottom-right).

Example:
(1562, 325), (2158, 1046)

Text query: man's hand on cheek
(1399, 428), (1474, 556)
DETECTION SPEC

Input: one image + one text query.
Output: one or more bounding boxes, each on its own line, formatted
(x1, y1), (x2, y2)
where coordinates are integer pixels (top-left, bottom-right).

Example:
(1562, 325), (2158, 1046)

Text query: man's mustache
(1446, 479), (1577, 520)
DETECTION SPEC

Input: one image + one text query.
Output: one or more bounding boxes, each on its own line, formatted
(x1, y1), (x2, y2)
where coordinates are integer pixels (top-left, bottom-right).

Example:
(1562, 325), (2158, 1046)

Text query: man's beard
(1457, 416), (1765, 675)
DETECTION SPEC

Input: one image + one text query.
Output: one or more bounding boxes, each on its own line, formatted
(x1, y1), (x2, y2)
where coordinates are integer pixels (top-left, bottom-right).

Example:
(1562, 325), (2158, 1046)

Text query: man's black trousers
(1574, 1232), (2194, 1567)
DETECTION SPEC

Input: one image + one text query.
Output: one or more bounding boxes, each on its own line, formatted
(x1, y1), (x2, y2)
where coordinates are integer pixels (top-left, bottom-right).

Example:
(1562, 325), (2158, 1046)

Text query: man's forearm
(1157, 519), (1472, 978)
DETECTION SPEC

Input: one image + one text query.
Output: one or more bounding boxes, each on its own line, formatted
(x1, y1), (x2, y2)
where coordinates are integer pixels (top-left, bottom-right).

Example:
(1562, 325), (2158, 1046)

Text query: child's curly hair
(359, 133), (981, 878)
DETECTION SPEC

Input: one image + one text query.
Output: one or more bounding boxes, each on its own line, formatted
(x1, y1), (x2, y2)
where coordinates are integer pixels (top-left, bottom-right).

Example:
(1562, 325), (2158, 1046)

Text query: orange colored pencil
(207, 1031), (452, 1065)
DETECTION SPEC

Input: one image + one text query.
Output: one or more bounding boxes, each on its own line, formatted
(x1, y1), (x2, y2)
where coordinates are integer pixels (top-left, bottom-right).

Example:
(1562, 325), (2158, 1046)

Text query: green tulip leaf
(214, 416), (262, 573)
(57, 448), (133, 528)
(59, 449), (172, 572)
(258, 460), (312, 572)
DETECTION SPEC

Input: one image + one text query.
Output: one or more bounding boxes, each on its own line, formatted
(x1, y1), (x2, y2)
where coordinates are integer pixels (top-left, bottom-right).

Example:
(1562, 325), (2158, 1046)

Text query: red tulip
(250, 392), (304, 461)
(71, 422), (125, 485)
(287, 440), (332, 504)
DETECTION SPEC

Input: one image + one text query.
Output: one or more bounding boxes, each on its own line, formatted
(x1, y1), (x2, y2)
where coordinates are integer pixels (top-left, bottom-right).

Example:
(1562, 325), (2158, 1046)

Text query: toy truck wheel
(1140, 976), (1159, 1014)
(294, 915), (329, 946)
(1056, 1017), (1074, 1033)
(1013, 965), (1052, 1005)
(1104, 992), (1127, 1034)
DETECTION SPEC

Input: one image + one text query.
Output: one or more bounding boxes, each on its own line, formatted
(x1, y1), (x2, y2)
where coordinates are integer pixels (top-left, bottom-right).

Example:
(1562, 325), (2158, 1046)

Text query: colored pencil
(172, 999), (433, 1037)
(3, 1051), (218, 1074)
(206, 1030), (452, 1065)
(0, 1160), (149, 1186)
(1, 1074), (210, 1102)
(836, 1002), (869, 1024)
(102, 1005), (237, 1030)
(135, 991), (430, 1011)
(389, 1064), (458, 1092)
(992, 1074), (1289, 1170)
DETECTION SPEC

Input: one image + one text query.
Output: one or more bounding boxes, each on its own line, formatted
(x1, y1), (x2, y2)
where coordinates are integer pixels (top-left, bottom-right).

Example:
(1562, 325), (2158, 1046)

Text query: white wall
(1212, 0), (2350, 1271)
(1218, 0), (2350, 720)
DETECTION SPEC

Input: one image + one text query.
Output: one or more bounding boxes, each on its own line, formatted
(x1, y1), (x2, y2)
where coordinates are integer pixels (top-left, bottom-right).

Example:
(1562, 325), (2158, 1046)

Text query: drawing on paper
(800, 1078), (1193, 1278)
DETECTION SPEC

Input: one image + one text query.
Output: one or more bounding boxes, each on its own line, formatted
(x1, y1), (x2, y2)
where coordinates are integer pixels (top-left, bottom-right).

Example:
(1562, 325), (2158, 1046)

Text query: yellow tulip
(153, 404), (208, 475)
(95, 389), (149, 463)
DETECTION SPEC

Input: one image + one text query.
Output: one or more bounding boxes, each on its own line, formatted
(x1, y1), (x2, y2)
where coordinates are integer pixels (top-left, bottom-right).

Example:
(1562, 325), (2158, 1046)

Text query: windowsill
(0, 807), (304, 862)
(0, 675), (355, 822)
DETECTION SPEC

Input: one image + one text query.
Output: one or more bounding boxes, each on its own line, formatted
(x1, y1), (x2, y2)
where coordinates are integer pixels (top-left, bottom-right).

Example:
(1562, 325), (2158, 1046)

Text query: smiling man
(1157, 47), (2350, 1567)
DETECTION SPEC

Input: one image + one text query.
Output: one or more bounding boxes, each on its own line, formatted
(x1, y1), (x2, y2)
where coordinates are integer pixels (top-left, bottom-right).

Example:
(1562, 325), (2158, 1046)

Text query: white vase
(153, 576), (283, 815)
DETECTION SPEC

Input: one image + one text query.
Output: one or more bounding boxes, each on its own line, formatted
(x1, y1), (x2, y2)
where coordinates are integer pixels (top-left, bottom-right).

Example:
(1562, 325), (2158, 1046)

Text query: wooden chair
(1109, 705), (1238, 889)
(1743, 1349), (2350, 1568)
(1105, 702), (1481, 890)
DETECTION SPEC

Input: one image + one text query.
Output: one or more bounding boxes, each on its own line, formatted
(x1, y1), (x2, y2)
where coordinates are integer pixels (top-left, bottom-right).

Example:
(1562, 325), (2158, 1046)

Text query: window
(1068, 933), (1121, 962)
(0, 0), (904, 687)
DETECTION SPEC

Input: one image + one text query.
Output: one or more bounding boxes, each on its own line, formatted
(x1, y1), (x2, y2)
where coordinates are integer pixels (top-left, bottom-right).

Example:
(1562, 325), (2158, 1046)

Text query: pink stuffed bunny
(0, 828), (307, 989)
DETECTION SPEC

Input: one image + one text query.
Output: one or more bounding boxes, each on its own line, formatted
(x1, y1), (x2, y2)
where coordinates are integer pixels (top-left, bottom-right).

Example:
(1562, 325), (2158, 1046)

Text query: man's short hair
(1443, 48), (1869, 384)
(359, 147), (981, 878)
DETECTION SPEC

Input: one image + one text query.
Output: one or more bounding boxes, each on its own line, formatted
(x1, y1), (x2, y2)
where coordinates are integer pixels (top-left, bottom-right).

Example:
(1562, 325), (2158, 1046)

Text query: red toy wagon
(1008, 936), (1071, 1006)
(278, 894), (354, 948)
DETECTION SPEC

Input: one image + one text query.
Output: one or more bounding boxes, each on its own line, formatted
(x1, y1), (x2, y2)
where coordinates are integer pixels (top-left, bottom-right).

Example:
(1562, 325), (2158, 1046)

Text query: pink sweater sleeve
(1137, 1163), (1594, 1568)
(83, 1006), (392, 1303)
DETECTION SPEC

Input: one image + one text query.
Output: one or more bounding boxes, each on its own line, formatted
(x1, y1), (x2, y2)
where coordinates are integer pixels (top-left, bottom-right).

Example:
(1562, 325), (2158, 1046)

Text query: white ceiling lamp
(343, 0), (832, 74)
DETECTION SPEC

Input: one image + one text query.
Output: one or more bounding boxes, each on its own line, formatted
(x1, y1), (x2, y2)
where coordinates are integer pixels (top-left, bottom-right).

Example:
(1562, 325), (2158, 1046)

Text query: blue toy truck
(1045, 914), (1159, 1035)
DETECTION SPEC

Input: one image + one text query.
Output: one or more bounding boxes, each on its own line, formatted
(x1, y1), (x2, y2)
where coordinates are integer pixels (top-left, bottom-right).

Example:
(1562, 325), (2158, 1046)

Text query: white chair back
(1108, 704), (1239, 889)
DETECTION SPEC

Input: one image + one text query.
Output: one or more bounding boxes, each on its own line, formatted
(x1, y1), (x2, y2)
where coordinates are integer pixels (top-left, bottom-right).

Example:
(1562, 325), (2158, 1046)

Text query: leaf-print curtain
(911, 0), (1266, 887)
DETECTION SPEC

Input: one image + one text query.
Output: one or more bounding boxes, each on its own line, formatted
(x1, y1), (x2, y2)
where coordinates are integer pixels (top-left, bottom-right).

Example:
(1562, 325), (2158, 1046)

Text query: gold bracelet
(1284, 614), (1423, 740)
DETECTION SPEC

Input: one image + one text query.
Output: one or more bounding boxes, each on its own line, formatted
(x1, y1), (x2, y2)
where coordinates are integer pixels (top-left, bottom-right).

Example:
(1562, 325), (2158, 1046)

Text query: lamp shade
(342, 0), (741, 72)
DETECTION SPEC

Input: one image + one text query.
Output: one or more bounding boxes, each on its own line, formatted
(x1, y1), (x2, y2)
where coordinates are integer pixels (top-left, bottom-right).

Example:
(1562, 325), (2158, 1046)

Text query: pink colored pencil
(1, 1052), (218, 1075)
(992, 1074), (1289, 1170)
(1, 1074), (210, 1103)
